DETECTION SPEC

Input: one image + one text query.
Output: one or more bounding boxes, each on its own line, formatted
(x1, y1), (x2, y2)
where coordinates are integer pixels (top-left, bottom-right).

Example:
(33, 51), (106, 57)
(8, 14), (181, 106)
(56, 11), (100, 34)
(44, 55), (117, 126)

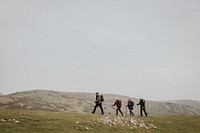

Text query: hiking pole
(137, 106), (140, 116)
(111, 105), (115, 115)
(126, 106), (127, 116)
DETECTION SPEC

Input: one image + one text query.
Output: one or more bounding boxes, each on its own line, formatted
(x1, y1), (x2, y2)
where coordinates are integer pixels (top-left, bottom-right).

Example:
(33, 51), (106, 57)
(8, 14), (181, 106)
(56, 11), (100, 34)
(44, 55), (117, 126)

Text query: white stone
(139, 123), (146, 128)
(15, 120), (20, 123)
(1, 119), (6, 122)
(85, 127), (89, 130)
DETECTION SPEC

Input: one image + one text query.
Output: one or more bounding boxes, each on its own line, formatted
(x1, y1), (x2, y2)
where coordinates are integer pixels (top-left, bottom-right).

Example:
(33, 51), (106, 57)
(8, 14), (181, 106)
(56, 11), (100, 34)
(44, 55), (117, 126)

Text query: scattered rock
(139, 123), (146, 128)
(130, 118), (139, 126)
(75, 121), (94, 131)
(15, 120), (20, 123)
(85, 127), (89, 130)
(1, 118), (20, 123)
(89, 123), (95, 126)
(149, 123), (157, 129)
(97, 116), (157, 129)
(19, 113), (26, 116)
(1, 119), (6, 122)
(166, 121), (172, 124)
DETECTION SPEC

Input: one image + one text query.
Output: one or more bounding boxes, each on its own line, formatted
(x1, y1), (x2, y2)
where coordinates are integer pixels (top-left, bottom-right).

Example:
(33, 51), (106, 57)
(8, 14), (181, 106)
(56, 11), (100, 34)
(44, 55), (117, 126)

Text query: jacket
(137, 99), (145, 107)
(113, 99), (122, 108)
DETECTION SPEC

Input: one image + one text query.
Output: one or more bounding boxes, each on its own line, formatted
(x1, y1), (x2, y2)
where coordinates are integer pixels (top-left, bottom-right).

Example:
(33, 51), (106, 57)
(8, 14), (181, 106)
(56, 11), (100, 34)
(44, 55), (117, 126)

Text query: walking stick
(126, 106), (127, 116)
(111, 105), (115, 115)
(137, 105), (140, 115)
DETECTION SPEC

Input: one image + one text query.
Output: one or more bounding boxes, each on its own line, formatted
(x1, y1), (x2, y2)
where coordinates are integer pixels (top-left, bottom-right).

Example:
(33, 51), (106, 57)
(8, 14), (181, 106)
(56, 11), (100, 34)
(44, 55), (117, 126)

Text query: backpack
(130, 101), (134, 106)
(119, 100), (122, 106)
(100, 95), (104, 102)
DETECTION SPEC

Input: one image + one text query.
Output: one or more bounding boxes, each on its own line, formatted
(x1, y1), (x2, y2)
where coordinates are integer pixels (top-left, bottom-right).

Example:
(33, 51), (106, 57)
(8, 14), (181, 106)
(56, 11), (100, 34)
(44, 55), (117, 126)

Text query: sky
(0, 0), (200, 101)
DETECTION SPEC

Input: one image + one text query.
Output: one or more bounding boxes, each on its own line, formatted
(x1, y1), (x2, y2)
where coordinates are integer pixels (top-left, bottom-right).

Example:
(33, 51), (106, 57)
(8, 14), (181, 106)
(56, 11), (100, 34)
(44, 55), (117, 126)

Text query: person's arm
(137, 100), (141, 105)
(112, 101), (116, 106)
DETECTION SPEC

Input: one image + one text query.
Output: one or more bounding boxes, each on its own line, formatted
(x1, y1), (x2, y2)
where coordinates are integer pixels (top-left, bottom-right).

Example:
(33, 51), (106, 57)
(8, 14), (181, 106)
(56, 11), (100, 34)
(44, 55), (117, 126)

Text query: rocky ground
(97, 116), (157, 129)
(75, 116), (157, 131)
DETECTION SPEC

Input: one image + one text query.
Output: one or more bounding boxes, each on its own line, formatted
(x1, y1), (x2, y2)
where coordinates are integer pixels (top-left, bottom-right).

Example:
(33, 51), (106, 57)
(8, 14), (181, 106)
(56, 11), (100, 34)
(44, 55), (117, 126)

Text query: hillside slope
(0, 109), (200, 133)
(0, 90), (199, 116)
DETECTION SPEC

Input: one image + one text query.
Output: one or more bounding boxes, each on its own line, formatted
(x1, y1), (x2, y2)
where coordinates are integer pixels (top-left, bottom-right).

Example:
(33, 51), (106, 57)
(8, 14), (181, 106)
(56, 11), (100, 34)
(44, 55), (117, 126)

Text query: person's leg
(99, 103), (104, 114)
(92, 104), (98, 114)
(130, 109), (134, 116)
(129, 109), (132, 116)
(143, 107), (147, 117)
(119, 108), (123, 116)
(116, 108), (119, 116)
(140, 107), (143, 116)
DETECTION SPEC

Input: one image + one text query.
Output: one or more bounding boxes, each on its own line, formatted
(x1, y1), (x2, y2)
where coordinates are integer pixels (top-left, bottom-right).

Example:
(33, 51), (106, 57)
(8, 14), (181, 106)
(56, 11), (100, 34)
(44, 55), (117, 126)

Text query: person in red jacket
(112, 97), (123, 116)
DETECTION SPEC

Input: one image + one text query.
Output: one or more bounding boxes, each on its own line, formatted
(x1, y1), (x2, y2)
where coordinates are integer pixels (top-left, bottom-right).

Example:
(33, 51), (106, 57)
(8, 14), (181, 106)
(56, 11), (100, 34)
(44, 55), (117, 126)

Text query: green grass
(0, 109), (200, 133)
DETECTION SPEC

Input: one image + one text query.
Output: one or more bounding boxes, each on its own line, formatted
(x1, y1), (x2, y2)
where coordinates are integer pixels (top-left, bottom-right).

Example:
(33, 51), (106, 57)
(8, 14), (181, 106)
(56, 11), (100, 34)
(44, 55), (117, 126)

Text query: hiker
(112, 97), (123, 116)
(91, 92), (104, 115)
(137, 98), (147, 117)
(126, 99), (134, 116)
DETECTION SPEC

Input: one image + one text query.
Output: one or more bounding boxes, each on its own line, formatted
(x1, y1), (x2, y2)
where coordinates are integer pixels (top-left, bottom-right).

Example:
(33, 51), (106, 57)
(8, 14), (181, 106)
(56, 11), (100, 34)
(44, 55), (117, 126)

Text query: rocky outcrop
(97, 116), (157, 129)
(75, 116), (157, 131)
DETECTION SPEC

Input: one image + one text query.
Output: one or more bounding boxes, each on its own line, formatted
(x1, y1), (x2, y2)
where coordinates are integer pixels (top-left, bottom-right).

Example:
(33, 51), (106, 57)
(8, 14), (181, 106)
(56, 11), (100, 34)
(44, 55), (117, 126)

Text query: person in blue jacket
(127, 98), (134, 116)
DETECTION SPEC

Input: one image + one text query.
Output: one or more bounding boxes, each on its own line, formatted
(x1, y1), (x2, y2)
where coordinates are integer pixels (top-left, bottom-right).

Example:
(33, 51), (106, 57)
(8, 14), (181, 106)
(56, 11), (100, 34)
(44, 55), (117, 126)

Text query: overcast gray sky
(0, 0), (200, 101)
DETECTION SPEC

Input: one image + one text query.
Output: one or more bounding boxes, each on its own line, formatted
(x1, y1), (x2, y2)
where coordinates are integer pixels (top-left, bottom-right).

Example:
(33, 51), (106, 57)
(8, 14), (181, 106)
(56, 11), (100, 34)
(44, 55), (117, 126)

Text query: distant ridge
(160, 100), (200, 109)
(0, 90), (200, 116)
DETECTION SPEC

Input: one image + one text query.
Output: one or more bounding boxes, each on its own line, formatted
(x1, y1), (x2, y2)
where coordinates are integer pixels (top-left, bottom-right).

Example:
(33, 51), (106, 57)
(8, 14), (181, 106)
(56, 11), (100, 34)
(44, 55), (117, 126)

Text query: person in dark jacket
(112, 97), (123, 116)
(127, 99), (134, 116)
(91, 92), (104, 114)
(137, 98), (147, 117)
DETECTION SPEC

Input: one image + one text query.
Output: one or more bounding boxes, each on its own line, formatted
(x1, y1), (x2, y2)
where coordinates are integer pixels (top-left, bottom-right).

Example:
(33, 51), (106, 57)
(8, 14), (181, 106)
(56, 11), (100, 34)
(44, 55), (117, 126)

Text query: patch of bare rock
(75, 116), (157, 131)
(97, 116), (157, 129)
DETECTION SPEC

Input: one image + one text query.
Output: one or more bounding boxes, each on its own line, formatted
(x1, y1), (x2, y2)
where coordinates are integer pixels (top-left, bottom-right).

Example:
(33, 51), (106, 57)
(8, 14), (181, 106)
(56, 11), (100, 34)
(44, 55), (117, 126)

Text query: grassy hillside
(0, 109), (200, 133)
